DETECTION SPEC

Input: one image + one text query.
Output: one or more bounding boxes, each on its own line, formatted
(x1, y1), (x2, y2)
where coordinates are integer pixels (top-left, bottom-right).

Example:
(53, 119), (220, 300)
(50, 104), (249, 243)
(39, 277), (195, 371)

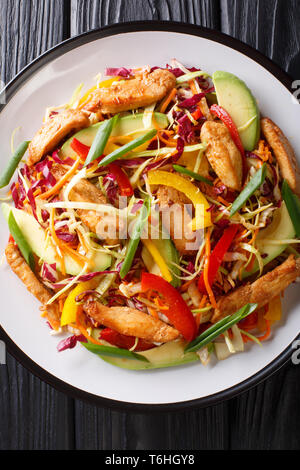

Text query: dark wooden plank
(0, 0), (74, 450)
(220, 0), (300, 78)
(229, 363), (300, 450)
(70, 0), (220, 35)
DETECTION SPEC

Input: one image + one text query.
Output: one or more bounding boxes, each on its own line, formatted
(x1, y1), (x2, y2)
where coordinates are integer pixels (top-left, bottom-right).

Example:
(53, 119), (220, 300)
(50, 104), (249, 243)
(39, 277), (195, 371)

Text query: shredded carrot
(158, 132), (177, 147)
(257, 319), (271, 341)
(154, 296), (169, 311)
(159, 88), (177, 113)
(199, 294), (207, 309)
(148, 307), (159, 319)
(189, 80), (198, 95)
(254, 140), (273, 163)
(38, 157), (81, 200)
(217, 196), (231, 207)
(203, 229), (217, 309)
(62, 244), (90, 266)
(180, 279), (194, 292)
(76, 307), (102, 345)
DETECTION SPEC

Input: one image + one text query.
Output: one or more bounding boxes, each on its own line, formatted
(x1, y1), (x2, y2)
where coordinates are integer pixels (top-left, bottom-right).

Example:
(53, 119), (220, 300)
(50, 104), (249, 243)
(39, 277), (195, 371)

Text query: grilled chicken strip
(83, 299), (180, 343)
(212, 255), (300, 322)
(5, 242), (60, 329)
(28, 109), (90, 166)
(201, 120), (243, 191)
(157, 185), (202, 255)
(84, 69), (176, 114)
(51, 164), (119, 244)
(261, 118), (300, 196)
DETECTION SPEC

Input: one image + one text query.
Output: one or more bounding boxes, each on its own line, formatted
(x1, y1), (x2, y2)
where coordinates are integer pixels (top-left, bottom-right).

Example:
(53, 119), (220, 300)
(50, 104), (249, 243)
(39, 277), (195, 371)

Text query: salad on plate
(1, 60), (300, 369)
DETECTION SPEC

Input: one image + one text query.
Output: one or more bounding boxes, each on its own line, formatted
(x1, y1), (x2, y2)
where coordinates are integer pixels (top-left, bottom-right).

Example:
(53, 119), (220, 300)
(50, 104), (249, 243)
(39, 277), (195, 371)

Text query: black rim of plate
(0, 21), (298, 413)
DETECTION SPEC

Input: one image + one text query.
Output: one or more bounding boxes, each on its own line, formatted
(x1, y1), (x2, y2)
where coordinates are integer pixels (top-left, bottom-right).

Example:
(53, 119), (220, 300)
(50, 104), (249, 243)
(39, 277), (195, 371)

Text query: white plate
(0, 23), (299, 410)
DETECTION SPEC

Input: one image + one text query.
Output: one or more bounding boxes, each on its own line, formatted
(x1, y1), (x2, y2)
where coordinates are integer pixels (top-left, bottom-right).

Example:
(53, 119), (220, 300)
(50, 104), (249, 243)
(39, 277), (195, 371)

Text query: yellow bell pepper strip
(79, 77), (118, 106)
(61, 280), (94, 326)
(147, 170), (212, 230)
(264, 296), (282, 325)
(142, 239), (173, 283)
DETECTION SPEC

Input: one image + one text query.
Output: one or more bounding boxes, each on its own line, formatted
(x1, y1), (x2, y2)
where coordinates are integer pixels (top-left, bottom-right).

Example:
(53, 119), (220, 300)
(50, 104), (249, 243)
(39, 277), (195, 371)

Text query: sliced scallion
(81, 341), (149, 362)
(185, 303), (258, 353)
(230, 163), (267, 217)
(84, 114), (119, 167)
(119, 197), (151, 279)
(173, 164), (213, 186)
(99, 129), (157, 166)
(0, 141), (30, 188)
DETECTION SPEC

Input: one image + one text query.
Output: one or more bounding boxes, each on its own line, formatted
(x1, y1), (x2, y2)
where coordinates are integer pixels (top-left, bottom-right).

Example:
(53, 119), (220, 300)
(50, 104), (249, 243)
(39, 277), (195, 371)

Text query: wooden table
(0, 0), (300, 450)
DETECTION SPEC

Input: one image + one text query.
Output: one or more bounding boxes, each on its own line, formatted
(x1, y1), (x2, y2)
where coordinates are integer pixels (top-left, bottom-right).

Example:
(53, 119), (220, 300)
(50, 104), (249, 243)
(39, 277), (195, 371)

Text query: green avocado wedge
(212, 71), (260, 151)
(89, 336), (200, 370)
(60, 112), (168, 159)
(242, 202), (295, 278)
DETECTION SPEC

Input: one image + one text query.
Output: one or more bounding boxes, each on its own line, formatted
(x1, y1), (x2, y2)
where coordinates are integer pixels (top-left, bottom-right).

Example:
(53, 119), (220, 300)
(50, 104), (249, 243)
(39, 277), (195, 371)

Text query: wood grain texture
(70, 0), (220, 35)
(220, 0), (300, 78)
(0, 0), (74, 451)
(1, 0), (300, 451)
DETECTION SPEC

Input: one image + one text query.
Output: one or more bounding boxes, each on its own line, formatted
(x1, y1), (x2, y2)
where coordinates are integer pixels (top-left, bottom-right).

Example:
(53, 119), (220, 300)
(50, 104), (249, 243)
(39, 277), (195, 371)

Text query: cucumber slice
(2, 203), (111, 275)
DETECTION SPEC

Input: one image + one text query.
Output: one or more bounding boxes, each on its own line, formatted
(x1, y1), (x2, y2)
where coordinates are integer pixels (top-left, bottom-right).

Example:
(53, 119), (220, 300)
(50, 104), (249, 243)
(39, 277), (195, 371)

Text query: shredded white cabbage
(46, 262), (89, 305)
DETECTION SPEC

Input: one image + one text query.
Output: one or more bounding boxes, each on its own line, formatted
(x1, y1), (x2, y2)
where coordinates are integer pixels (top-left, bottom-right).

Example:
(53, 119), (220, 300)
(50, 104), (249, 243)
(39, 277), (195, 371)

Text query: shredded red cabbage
(105, 67), (132, 78)
(126, 297), (147, 312)
(51, 270), (118, 289)
(171, 137), (184, 162)
(142, 157), (171, 174)
(41, 262), (58, 283)
(55, 229), (78, 243)
(57, 334), (87, 352)
(11, 182), (22, 209)
(178, 93), (205, 109)
(103, 174), (119, 205)
(177, 115), (194, 143)
(118, 158), (142, 168)
(131, 200), (144, 214)
(186, 261), (195, 274)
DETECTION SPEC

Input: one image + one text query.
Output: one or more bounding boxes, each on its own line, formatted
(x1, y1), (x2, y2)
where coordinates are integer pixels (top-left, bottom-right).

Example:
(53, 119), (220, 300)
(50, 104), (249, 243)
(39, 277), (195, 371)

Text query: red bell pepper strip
(108, 162), (134, 197)
(141, 273), (197, 342)
(198, 224), (239, 294)
(238, 310), (258, 331)
(210, 104), (247, 180)
(71, 138), (90, 159)
(100, 328), (154, 352)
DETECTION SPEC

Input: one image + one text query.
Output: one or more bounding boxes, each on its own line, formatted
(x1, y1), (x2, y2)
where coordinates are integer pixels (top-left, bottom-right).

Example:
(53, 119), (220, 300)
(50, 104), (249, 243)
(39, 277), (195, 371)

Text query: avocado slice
(60, 112), (169, 159)
(242, 202), (295, 278)
(212, 71), (260, 151)
(93, 338), (200, 370)
(2, 203), (111, 275)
